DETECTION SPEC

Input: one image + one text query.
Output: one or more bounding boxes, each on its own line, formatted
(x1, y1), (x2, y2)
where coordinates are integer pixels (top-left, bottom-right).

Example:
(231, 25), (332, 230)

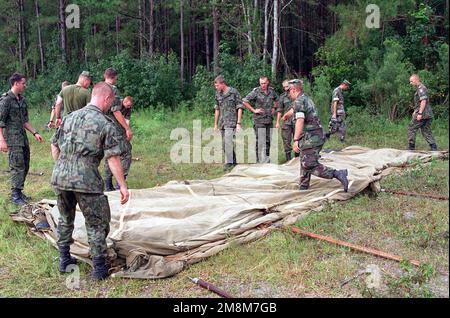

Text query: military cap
(342, 79), (351, 85)
(80, 71), (92, 78)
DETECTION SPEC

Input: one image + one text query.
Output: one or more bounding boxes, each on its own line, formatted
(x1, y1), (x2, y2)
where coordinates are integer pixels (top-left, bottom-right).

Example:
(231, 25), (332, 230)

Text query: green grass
(0, 107), (448, 297)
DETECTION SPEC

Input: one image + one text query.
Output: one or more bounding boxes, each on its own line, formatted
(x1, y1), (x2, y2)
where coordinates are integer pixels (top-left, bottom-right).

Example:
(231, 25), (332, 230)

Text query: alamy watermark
(66, 4), (80, 29)
(366, 4), (381, 29)
(170, 120), (280, 164)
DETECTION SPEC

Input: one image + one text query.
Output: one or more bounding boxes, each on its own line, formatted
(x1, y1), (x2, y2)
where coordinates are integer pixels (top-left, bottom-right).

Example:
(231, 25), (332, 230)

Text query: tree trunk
(34, 0), (45, 72)
(59, 0), (68, 64)
(115, 16), (120, 55)
(180, 0), (185, 87)
(241, 0), (252, 55)
(204, 25), (210, 71)
(212, 4), (220, 75)
(148, 0), (154, 56)
(271, 0), (279, 80)
(17, 0), (25, 66)
(138, 0), (144, 58)
(263, 0), (270, 61)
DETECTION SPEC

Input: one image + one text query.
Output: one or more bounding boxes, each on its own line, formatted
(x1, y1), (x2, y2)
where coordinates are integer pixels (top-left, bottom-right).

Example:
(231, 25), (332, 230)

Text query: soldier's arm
(293, 117), (305, 153)
(107, 155), (129, 204)
(236, 108), (243, 131)
(214, 108), (220, 131)
(54, 95), (63, 127)
(0, 99), (9, 152)
(23, 122), (44, 142)
(51, 144), (60, 161)
(282, 108), (294, 121)
(113, 111), (133, 141)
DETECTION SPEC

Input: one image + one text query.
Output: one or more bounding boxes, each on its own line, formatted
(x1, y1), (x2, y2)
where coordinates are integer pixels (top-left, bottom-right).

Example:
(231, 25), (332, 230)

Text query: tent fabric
(12, 146), (448, 279)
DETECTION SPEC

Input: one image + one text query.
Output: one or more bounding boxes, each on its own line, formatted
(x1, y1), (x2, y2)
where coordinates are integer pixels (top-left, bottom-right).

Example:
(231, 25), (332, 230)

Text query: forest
(0, 0), (448, 119)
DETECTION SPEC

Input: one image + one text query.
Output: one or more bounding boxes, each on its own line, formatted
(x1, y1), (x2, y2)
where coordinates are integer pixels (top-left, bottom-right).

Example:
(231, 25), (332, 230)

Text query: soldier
(282, 79), (349, 191)
(54, 71), (92, 128)
(407, 74), (438, 151)
(0, 73), (44, 205)
(325, 80), (350, 142)
(103, 68), (134, 191)
(50, 82), (129, 280)
(213, 75), (243, 171)
(47, 81), (70, 129)
(275, 79), (298, 161)
(243, 76), (278, 163)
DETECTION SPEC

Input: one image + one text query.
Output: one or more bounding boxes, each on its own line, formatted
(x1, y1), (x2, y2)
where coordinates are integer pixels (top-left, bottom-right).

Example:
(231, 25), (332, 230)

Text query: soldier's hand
(55, 118), (62, 128)
(126, 128), (133, 141)
(0, 140), (8, 153)
(416, 114), (423, 121)
(331, 116), (337, 122)
(254, 108), (264, 115)
(47, 121), (54, 129)
(236, 123), (241, 133)
(214, 125), (219, 132)
(293, 142), (300, 154)
(35, 133), (44, 143)
(275, 122), (280, 129)
(119, 186), (130, 204)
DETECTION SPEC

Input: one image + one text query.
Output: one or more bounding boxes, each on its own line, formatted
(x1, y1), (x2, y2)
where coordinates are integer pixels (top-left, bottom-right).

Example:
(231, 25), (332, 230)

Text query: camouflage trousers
(8, 145), (30, 190)
(254, 123), (273, 163)
(221, 128), (237, 165)
(104, 137), (132, 184)
(281, 125), (299, 160)
(407, 118), (436, 147)
(55, 189), (111, 258)
(328, 113), (346, 140)
(299, 145), (335, 189)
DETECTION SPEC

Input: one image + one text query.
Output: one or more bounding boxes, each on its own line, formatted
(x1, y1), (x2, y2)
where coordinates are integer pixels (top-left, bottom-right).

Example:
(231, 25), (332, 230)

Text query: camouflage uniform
(328, 86), (346, 141)
(277, 92), (297, 160)
(104, 84), (132, 184)
(51, 104), (121, 257)
(243, 87), (278, 163)
(293, 94), (335, 189)
(58, 84), (91, 116)
(0, 91), (30, 191)
(215, 87), (243, 166)
(407, 83), (437, 150)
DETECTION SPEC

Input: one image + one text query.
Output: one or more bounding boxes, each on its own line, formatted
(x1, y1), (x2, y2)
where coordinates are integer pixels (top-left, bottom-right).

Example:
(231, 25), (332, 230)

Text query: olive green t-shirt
(58, 84), (91, 116)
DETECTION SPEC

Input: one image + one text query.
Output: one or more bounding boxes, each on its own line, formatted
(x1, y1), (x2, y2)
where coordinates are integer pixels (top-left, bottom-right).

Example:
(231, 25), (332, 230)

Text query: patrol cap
(342, 79), (351, 85)
(80, 71), (92, 79)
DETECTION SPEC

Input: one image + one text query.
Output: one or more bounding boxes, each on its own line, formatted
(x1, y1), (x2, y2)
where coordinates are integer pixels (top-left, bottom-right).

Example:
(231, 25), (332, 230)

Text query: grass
(0, 106), (448, 297)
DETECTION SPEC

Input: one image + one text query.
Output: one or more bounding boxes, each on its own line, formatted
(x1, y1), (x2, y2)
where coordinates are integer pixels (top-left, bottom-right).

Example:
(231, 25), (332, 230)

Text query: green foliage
(359, 38), (414, 119)
(311, 74), (332, 122)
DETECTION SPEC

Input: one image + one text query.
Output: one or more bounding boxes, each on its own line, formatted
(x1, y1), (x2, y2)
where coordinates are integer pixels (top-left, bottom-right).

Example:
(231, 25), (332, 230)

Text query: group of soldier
(213, 73), (438, 191)
(0, 68), (438, 281)
(0, 68), (134, 280)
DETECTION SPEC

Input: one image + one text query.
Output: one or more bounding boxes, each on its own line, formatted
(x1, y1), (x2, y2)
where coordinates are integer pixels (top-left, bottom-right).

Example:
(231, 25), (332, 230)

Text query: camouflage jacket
(331, 86), (345, 115)
(105, 84), (132, 135)
(414, 84), (433, 119)
(243, 87), (279, 125)
(0, 90), (29, 147)
(277, 92), (294, 126)
(51, 104), (122, 193)
(214, 87), (243, 129)
(293, 94), (325, 150)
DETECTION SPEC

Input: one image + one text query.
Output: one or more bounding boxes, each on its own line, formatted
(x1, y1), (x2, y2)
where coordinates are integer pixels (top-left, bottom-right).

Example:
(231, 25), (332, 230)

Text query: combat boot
(408, 143), (415, 151)
(91, 256), (110, 281)
(299, 185), (309, 190)
(223, 163), (234, 172)
(21, 192), (31, 202)
(325, 132), (331, 140)
(105, 177), (114, 192)
(59, 245), (78, 273)
(11, 189), (27, 205)
(430, 144), (438, 151)
(333, 169), (349, 192)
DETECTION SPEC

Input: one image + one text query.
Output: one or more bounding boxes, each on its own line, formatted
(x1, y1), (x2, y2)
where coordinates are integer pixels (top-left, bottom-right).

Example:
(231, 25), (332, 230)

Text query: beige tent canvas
(12, 146), (447, 279)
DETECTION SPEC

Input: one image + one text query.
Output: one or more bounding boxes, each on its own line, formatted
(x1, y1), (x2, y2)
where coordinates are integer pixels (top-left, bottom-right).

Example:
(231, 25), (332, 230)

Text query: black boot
(408, 143), (415, 151)
(91, 256), (110, 281)
(299, 185), (309, 190)
(333, 169), (349, 192)
(430, 144), (437, 151)
(59, 245), (78, 273)
(11, 189), (27, 205)
(285, 152), (292, 161)
(325, 132), (331, 140)
(105, 177), (114, 192)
